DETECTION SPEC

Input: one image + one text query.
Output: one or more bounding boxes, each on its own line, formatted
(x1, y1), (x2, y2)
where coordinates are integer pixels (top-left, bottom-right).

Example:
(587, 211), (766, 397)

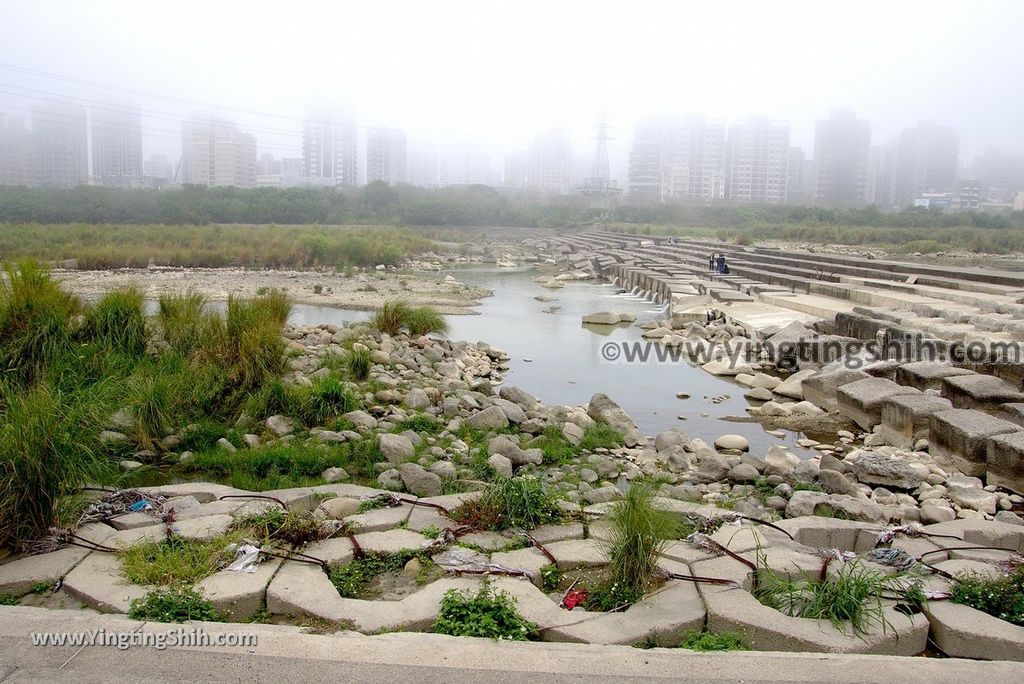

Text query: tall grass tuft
(451, 476), (562, 531)
(605, 480), (675, 596)
(0, 260), (80, 384)
(345, 347), (373, 380)
(128, 372), (173, 449)
(157, 290), (207, 355)
(406, 306), (448, 337)
(0, 383), (114, 548)
(369, 300), (412, 336)
(85, 287), (147, 356)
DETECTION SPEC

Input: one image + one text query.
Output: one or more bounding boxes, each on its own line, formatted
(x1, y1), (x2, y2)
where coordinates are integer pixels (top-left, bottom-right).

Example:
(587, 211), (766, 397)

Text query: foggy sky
(1, 0), (1022, 180)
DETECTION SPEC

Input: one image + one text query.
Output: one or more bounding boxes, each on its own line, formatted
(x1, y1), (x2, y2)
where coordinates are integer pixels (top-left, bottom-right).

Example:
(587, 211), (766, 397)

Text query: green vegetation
(451, 476), (562, 531)
(753, 558), (922, 636)
(579, 423), (626, 452)
(119, 534), (241, 586)
(949, 565), (1024, 626)
(0, 594), (17, 606)
(127, 586), (220, 623)
(530, 423), (626, 466)
(369, 300), (447, 337)
(406, 306), (449, 337)
(233, 508), (332, 547)
(432, 585), (537, 640)
(86, 287), (147, 357)
(585, 481), (677, 611)
(345, 347), (373, 380)
(678, 630), (749, 651)
(329, 551), (423, 598)
(396, 413), (444, 434)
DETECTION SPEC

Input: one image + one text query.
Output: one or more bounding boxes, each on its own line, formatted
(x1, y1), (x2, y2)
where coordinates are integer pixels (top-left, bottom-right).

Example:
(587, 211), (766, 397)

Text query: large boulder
(772, 369), (817, 400)
(378, 433), (415, 464)
(404, 388), (431, 410)
(399, 463), (442, 497)
(586, 393), (641, 446)
(655, 429), (689, 453)
(714, 434), (750, 452)
(842, 450), (928, 490)
(466, 406), (510, 430)
(785, 491), (887, 524)
(582, 311), (623, 325)
(764, 445), (800, 476)
(492, 398), (527, 424)
(498, 386), (538, 410)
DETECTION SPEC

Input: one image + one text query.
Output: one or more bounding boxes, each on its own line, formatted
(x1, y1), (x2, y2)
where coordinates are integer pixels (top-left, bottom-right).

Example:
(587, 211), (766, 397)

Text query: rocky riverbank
(53, 265), (492, 314)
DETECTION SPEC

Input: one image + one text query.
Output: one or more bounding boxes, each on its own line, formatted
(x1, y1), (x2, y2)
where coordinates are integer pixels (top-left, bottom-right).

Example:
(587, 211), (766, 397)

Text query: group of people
(708, 253), (730, 274)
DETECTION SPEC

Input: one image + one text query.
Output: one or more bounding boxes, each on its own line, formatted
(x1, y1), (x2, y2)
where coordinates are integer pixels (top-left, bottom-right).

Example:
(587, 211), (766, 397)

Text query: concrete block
(998, 402), (1024, 428)
(878, 394), (953, 449)
(928, 409), (1020, 477)
(924, 597), (1024, 661)
(836, 378), (920, 430)
(987, 430), (1024, 495)
(62, 552), (149, 614)
(197, 556), (283, 621)
(895, 361), (975, 392)
(942, 374), (1024, 414)
(801, 368), (870, 412)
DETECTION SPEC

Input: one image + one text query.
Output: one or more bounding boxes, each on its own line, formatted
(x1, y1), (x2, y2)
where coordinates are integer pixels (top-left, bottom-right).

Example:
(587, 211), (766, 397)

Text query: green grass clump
(0, 260), (80, 384)
(183, 441), (378, 490)
(579, 423), (625, 451)
(598, 481), (675, 605)
(118, 535), (240, 586)
(345, 347), (373, 380)
(127, 372), (173, 450)
(532, 426), (578, 465)
(294, 375), (360, 425)
(678, 630), (748, 651)
(157, 290), (207, 355)
(329, 552), (419, 598)
(950, 565), (1024, 626)
(0, 594), (18, 606)
(370, 301), (413, 336)
(753, 558), (920, 636)
(234, 508), (331, 547)
(0, 382), (114, 548)
(397, 413), (443, 434)
(406, 306), (448, 337)
(85, 287), (147, 357)
(128, 586), (220, 623)
(451, 476), (562, 531)
(433, 585), (537, 640)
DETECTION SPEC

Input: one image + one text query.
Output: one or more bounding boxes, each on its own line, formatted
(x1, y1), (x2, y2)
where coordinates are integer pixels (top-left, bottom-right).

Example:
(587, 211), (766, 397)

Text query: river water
(287, 264), (809, 455)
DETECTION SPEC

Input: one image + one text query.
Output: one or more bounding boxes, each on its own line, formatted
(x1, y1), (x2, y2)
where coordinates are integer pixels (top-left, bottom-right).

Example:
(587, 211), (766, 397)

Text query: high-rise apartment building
(523, 129), (573, 194)
(439, 146), (488, 186)
(627, 119), (663, 201)
(661, 116), (726, 202)
(893, 121), (959, 208)
(971, 147), (1024, 202)
(144, 153), (173, 182)
(0, 115), (32, 186)
(725, 118), (789, 203)
(302, 103), (358, 187)
(366, 128), (407, 185)
(867, 143), (897, 207)
(91, 106), (143, 184)
(812, 110), (870, 206)
(31, 101), (88, 188)
(180, 117), (257, 188)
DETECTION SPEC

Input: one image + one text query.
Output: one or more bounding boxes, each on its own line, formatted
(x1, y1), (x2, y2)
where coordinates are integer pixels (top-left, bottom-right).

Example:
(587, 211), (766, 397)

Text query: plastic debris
(225, 543), (262, 573)
(876, 523), (925, 545)
(865, 547), (916, 571)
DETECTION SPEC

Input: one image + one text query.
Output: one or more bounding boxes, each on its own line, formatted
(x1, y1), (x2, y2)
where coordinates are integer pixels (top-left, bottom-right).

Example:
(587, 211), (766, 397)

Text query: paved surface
(1, 606), (1023, 683)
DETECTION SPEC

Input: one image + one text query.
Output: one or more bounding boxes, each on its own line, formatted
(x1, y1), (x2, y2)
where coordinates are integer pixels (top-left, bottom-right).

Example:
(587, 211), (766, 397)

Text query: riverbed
(289, 264), (811, 454)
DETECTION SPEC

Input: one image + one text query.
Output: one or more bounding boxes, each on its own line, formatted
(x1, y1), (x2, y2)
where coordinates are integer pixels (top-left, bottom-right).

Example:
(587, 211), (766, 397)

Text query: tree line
(0, 183), (1020, 229)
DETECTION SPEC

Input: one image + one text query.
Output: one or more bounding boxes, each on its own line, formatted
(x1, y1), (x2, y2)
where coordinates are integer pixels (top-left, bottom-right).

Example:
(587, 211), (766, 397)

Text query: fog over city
(2, 0), (1022, 185)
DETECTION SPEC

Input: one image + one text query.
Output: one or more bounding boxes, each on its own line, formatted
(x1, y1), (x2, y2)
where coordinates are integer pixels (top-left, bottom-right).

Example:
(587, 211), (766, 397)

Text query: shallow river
(288, 265), (809, 455)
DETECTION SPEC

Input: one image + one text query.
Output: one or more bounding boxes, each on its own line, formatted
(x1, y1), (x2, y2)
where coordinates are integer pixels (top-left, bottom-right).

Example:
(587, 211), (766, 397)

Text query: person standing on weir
(708, 254), (715, 272)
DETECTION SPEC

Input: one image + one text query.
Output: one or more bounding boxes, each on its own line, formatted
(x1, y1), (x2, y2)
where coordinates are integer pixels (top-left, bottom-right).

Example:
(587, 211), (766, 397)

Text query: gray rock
(498, 386), (538, 410)
(216, 437), (237, 453)
(399, 463), (442, 497)
(994, 510), (1024, 526)
(343, 410), (378, 431)
(586, 393), (640, 446)
(404, 388), (431, 410)
(562, 422), (585, 445)
(785, 491), (887, 523)
(819, 469), (859, 496)
(487, 454), (513, 478)
(583, 485), (622, 504)
(492, 398), (527, 424)
(466, 406), (509, 430)
(266, 415), (295, 437)
(430, 461), (457, 480)
(579, 468), (599, 484)
(919, 503), (956, 524)
(321, 467), (349, 483)
(764, 445), (800, 476)
(842, 450), (927, 490)
(99, 430), (130, 445)
(692, 453), (730, 483)
(242, 433), (260, 449)
(655, 429), (689, 453)
(948, 485), (998, 515)
(714, 434), (750, 452)
(728, 463), (760, 483)
(377, 469), (405, 491)
(378, 433), (415, 464)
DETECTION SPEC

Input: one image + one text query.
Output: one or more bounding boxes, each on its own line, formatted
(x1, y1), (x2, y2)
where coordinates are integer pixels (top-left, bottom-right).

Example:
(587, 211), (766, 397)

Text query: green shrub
(128, 586), (220, 623)
(345, 347), (373, 380)
(0, 383), (114, 548)
(0, 594), (18, 606)
(451, 476), (562, 531)
(406, 306), (448, 337)
(85, 287), (146, 356)
(532, 426), (578, 465)
(369, 300), (412, 336)
(433, 585), (537, 640)
(183, 442), (358, 490)
(579, 423), (625, 451)
(678, 630), (748, 651)
(234, 508), (331, 547)
(950, 566), (1024, 626)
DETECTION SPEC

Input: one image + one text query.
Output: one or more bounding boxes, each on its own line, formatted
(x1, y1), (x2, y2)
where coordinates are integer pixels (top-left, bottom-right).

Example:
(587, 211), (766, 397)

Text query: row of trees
(0, 183), (1020, 229)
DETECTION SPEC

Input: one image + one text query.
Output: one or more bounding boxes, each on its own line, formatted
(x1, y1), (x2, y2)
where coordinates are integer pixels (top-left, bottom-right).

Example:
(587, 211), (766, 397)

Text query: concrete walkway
(1, 606), (1022, 683)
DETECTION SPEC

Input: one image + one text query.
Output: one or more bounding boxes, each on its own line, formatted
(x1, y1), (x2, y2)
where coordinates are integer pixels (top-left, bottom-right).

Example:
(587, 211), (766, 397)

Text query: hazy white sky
(1, 0), (1021, 178)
